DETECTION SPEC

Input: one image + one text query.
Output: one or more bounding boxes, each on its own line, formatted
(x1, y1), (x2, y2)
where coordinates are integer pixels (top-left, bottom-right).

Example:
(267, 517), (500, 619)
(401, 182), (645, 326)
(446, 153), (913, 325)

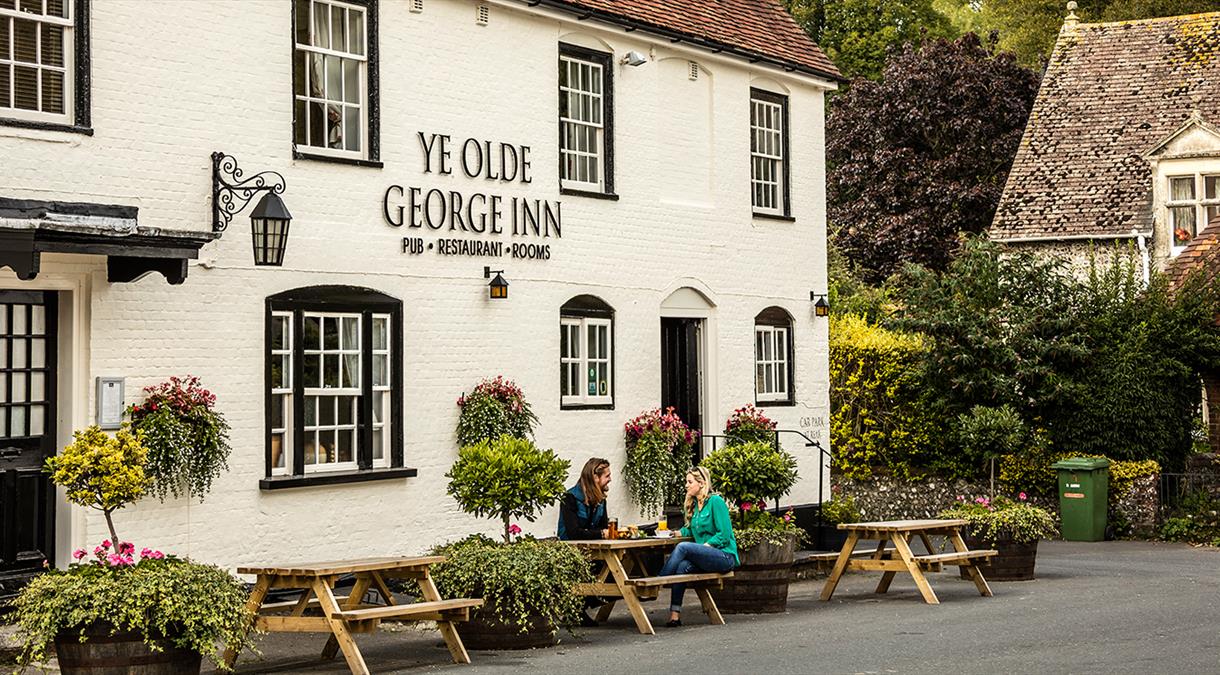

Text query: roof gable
(992, 12), (1220, 242)
(1144, 113), (1220, 159)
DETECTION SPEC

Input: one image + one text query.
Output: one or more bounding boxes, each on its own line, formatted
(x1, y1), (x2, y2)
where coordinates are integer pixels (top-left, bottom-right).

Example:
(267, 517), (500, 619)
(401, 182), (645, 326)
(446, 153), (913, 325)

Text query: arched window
(263, 285), (411, 488)
(754, 306), (794, 405)
(560, 295), (614, 409)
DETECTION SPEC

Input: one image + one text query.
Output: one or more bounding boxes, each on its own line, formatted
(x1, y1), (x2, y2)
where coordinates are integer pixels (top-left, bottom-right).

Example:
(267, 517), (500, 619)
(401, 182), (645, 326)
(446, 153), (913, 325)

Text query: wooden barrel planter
(960, 532), (1040, 581)
(710, 534), (797, 614)
(457, 605), (558, 651)
(54, 623), (200, 675)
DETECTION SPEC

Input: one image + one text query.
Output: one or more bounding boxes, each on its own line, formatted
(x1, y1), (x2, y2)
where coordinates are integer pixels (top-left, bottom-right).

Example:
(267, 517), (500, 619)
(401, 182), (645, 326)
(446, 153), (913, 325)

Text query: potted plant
(700, 440), (802, 613)
(817, 487), (862, 552)
(127, 376), (231, 501)
(10, 425), (252, 674)
(455, 376), (538, 447)
(441, 434), (590, 649)
(938, 493), (1059, 581)
(723, 404), (777, 447)
(623, 407), (697, 521)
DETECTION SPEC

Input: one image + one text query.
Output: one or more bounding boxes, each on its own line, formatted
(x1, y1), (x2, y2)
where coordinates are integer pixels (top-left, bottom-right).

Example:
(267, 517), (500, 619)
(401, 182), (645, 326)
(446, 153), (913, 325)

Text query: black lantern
(249, 192), (293, 266)
(212, 152), (292, 266)
(484, 266), (509, 300)
(811, 293), (830, 317)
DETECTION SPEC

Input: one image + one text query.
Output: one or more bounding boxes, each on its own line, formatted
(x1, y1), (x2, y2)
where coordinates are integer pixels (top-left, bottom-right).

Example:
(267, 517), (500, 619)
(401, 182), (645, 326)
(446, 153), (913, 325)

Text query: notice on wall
(383, 131), (561, 261)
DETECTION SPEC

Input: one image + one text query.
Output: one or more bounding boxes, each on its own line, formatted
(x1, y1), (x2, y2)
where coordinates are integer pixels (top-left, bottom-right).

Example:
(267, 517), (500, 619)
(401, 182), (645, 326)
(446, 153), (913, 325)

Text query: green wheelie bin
(1051, 457), (1110, 541)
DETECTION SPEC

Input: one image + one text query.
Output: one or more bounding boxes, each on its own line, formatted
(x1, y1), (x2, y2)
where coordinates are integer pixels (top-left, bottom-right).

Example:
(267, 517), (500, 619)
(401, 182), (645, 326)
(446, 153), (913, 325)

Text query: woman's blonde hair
(683, 466), (713, 518)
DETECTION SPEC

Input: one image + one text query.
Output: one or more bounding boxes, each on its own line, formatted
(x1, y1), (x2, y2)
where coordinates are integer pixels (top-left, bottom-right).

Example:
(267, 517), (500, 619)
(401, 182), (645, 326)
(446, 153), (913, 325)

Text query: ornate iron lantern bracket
(212, 152), (287, 237)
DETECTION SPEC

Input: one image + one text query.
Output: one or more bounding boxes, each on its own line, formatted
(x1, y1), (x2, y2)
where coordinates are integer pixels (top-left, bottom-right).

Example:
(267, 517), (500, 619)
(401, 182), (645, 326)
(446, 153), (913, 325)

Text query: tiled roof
(1167, 214), (1220, 294)
(992, 12), (1220, 241)
(529, 0), (841, 81)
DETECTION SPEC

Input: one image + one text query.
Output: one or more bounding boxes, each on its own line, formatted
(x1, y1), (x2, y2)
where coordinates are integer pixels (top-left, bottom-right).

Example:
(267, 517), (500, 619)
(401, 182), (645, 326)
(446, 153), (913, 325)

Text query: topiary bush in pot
(442, 435), (582, 648)
(700, 441), (802, 613)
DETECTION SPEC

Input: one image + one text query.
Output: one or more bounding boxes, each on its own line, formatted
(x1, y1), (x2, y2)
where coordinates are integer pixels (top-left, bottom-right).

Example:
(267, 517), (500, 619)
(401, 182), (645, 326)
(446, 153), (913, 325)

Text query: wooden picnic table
(566, 537), (732, 635)
(221, 555), (482, 674)
(819, 519), (998, 605)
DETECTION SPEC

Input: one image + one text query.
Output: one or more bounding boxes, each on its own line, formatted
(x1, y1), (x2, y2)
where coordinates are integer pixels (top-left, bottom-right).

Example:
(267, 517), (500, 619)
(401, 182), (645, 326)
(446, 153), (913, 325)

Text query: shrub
(701, 441), (798, 507)
(11, 544), (252, 670)
(820, 492), (862, 525)
(1159, 490), (1220, 546)
(44, 425), (150, 545)
(128, 376), (231, 502)
(829, 314), (945, 479)
(455, 376), (538, 447)
(939, 494), (1058, 546)
(732, 507), (807, 550)
(623, 407), (696, 517)
(425, 535), (593, 633)
(723, 404), (776, 447)
(446, 436), (569, 543)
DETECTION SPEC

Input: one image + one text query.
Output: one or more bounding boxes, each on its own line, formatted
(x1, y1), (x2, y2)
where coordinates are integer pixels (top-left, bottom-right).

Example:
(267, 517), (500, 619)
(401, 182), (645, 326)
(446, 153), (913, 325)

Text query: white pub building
(0, 0), (840, 589)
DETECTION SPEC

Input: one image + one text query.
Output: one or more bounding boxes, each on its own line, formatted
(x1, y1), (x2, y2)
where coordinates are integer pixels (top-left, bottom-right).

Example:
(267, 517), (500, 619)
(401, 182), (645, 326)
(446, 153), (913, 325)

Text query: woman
(658, 466), (738, 627)
(557, 457), (612, 540)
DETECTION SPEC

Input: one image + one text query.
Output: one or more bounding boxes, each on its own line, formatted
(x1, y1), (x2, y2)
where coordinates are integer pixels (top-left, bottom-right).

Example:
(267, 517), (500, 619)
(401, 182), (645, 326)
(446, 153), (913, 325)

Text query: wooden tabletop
(237, 555), (446, 577)
(837, 519), (968, 532)
(565, 537), (692, 550)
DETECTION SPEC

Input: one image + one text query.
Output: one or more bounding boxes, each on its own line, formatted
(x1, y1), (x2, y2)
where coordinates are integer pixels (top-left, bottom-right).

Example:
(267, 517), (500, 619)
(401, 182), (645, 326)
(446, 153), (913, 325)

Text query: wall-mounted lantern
(810, 292), (830, 317)
(484, 266), (509, 299)
(212, 152), (292, 266)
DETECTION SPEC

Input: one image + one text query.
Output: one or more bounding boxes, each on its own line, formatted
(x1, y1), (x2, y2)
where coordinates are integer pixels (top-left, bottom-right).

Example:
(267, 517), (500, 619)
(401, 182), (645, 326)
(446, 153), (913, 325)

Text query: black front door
(0, 291), (56, 598)
(661, 317), (702, 461)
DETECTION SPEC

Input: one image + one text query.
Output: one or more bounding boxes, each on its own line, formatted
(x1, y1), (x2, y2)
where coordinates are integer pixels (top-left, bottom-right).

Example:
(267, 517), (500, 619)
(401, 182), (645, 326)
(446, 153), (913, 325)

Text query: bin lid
(1051, 457), (1110, 470)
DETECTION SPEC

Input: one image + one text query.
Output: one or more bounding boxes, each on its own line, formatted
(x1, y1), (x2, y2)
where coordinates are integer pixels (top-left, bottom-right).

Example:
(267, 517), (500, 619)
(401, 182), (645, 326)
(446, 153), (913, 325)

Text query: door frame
(659, 284), (718, 459)
(0, 266), (89, 570)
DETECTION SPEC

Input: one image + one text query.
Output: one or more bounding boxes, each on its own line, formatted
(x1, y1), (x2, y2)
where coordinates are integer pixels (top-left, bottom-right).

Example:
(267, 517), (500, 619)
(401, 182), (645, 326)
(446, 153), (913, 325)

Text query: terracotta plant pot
(710, 533), (797, 614)
(54, 622), (201, 675)
(457, 604), (558, 650)
(960, 531), (1040, 581)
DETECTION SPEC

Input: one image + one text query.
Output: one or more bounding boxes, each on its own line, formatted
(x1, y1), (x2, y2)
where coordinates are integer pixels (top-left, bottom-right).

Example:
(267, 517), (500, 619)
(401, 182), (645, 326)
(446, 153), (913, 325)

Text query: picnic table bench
(567, 537), (732, 635)
(222, 555), (481, 674)
(819, 519), (997, 605)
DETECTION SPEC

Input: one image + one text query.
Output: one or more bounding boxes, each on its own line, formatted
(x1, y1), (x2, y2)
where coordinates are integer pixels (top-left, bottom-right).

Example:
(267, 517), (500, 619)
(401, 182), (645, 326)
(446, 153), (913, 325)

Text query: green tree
(446, 435), (570, 543)
(939, 0), (1220, 68)
(784, 0), (958, 80)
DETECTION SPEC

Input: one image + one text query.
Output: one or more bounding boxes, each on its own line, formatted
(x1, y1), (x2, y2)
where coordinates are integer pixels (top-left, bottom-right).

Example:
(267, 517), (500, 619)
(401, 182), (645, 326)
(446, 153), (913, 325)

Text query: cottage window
(754, 307), (794, 405)
(0, 0), (87, 130)
(750, 89), (790, 217)
(293, 0), (377, 161)
(265, 286), (406, 487)
(559, 44), (614, 195)
(1169, 174), (1220, 251)
(560, 295), (614, 408)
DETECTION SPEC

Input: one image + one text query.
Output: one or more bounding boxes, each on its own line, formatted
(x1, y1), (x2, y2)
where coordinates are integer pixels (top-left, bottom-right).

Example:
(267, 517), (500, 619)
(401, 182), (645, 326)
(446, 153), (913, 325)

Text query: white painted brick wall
(0, 0), (832, 570)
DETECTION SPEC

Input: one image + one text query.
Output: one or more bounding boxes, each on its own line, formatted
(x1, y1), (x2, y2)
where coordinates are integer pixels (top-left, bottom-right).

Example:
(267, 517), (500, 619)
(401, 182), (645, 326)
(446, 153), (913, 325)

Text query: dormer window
(1169, 173), (1220, 251)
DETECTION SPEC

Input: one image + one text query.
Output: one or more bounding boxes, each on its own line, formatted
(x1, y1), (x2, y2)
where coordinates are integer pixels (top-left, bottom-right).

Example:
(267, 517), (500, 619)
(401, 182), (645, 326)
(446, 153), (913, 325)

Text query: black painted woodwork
(0, 0), (92, 135)
(750, 88), (792, 219)
(754, 306), (796, 406)
(264, 286), (408, 488)
(661, 317), (702, 461)
(559, 294), (615, 410)
(0, 292), (57, 600)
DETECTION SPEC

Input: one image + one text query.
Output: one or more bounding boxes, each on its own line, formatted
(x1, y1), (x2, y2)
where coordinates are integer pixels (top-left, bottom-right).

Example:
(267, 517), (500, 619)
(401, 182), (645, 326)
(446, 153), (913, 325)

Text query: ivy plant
(128, 376), (231, 502)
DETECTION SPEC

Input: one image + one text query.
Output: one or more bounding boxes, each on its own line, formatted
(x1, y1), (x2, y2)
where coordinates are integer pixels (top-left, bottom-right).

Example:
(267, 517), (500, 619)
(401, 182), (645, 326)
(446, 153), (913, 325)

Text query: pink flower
(1019, 492), (1027, 501)
(106, 553), (126, 566)
(118, 541), (134, 554)
(93, 545), (105, 557)
(72, 549), (87, 560)
(101, 539), (112, 549)
(508, 524), (522, 535)
(782, 513), (793, 523)
(741, 501), (753, 512)
(150, 551), (165, 560)
(140, 547), (153, 558)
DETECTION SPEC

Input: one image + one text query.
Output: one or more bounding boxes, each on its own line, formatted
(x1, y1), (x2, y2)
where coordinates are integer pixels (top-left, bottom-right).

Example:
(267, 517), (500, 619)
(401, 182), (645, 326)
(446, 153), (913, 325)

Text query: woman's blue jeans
(659, 542), (737, 613)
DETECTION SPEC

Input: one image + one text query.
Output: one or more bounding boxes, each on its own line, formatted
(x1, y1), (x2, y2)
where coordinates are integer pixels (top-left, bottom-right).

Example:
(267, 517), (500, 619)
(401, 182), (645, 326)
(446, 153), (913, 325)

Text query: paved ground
(216, 540), (1220, 674)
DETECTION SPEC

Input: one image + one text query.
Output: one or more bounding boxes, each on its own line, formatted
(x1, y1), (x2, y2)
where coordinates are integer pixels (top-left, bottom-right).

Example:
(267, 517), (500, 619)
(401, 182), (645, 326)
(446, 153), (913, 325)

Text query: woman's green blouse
(679, 494), (739, 564)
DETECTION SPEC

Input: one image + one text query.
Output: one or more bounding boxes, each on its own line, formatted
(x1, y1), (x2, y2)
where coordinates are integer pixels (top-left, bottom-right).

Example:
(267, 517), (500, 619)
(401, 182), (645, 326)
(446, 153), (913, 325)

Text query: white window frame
(754, 325), (790, 402)
(559, 53), (605, 192)
(369, 313), (391, 468)
(1168, 173), (1220, 255)
(750, 93), (786, 216)
(294, 0), (368, 160)
(0, 0), (74, 125)
(301, 311), (362, 473)
(560, 316), (612, 407)
(270, 311), (294, 476)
